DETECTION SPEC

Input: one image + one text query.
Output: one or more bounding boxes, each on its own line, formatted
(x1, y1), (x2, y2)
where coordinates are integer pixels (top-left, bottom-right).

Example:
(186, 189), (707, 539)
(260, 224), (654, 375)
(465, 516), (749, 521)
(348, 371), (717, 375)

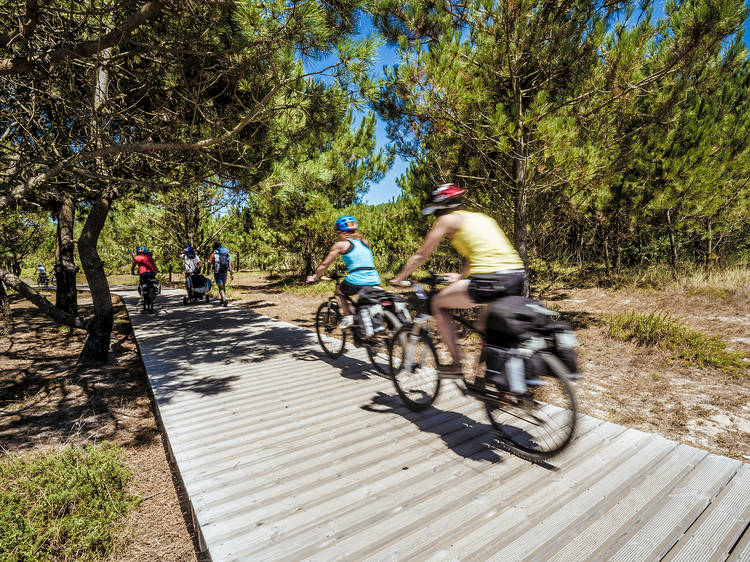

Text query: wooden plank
(542, 444), (708, 561)
(602, 453), (741, 561)
(665, 464), (750, 562)
(115, 289), (750, 561)
(728, 522), (750, 562)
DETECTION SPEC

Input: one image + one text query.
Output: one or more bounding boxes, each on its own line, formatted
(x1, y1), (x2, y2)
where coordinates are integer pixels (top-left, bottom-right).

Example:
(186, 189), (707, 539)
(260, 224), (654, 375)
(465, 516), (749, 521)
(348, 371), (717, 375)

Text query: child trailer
(183, 273), (212, 305)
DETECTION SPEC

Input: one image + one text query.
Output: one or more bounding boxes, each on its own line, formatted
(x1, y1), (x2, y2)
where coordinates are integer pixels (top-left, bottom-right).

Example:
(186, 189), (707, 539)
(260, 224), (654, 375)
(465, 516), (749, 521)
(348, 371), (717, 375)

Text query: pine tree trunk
(603, 236), (612, 279)
(77, 193), (114, 364)
(0, 280), (11, 336)
(511, 88), (528, 269)
(666, 208), (678, 279)
(55, 192), (78, 315)
(510, 75), (529, 297)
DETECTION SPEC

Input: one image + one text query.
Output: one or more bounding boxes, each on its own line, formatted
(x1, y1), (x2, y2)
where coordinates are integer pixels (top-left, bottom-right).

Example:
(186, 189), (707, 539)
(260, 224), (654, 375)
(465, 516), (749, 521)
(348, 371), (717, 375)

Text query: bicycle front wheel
(315, 300), (347, 358)
(366, 310), (402, 375)
(389, 325), (440, 411)
(485, 352), (577, 461)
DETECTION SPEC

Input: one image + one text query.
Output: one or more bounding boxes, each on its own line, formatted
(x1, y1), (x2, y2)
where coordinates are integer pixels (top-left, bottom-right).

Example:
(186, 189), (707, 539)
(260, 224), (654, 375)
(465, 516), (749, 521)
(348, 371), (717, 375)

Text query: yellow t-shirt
(449, 210), (524, 275)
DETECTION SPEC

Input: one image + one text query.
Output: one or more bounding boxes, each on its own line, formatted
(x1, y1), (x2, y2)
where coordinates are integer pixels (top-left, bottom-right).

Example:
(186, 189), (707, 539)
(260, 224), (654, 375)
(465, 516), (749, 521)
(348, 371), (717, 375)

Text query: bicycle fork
(403, 315), (430, 374)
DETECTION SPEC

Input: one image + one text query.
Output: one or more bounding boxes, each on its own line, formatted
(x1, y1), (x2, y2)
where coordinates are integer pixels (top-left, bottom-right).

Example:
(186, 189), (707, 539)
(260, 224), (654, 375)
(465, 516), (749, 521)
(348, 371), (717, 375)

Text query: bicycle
(313, 273), (408, 375)
(136, 274), (159, 314)
(387, 274), (579, 461)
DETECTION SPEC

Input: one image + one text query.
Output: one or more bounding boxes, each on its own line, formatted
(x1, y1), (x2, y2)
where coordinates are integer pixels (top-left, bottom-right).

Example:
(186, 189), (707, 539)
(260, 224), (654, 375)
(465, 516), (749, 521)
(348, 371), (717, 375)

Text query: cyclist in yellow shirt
(390, 183), (526, 377)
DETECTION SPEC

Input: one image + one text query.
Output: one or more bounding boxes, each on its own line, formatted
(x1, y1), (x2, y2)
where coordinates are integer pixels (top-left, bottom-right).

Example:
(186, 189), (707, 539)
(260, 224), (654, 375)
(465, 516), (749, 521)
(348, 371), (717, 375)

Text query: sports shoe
(437, 362), (463, 379)
(338, 315), (354, 330)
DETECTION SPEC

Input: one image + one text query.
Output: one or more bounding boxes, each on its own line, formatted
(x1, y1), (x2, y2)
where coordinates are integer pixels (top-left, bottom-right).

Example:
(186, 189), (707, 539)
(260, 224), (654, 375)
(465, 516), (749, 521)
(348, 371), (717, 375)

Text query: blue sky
(308, 6), (750, 205)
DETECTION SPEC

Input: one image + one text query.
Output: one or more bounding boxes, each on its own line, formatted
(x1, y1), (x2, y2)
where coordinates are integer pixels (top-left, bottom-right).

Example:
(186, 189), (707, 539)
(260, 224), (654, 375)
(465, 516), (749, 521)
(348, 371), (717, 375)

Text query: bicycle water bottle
(359, 308), (374, 337)
(506, 353), (527, 394)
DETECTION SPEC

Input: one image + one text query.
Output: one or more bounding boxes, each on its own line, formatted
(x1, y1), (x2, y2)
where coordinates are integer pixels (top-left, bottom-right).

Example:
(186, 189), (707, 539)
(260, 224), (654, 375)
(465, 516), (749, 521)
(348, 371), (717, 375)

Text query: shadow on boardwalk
(121, 292), (385, 406)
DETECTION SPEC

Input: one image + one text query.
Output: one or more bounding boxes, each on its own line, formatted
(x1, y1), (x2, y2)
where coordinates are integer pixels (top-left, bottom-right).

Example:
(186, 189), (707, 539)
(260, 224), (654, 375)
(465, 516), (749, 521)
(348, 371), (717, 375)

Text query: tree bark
(76, 193), (114, 363)
(55, 192), (78, 315)
(603, 235), (612, 279)
(666, 208), (678, 279)
(0, 279), (11, 336)
(511, 87), (528, 269)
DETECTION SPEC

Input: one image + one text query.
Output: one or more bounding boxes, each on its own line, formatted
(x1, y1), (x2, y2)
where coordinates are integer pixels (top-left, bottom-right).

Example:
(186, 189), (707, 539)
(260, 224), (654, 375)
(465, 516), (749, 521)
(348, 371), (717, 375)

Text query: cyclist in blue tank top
(306, 216), (381, 329)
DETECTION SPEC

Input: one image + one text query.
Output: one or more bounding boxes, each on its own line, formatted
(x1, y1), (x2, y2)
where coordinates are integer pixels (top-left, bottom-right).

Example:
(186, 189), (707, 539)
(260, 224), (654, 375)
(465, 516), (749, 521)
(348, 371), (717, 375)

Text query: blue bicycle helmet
(335, 216), (358, 232)
(136, 246), (147, 255)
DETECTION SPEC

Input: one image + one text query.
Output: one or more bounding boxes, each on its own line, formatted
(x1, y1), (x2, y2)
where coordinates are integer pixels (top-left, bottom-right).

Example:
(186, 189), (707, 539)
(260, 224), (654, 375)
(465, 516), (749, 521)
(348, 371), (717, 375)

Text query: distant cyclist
(390, 183), (526, 377)
(208, 242), (233, 305)
(131, 246), (159, 287)
(36, 264), (48, 286)
(306, 215), (381, 329)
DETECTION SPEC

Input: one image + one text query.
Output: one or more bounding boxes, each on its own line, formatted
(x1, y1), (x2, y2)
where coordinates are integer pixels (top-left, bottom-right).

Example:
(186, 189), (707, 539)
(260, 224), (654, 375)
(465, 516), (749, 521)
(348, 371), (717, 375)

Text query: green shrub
(0, 443), (139, 561)
(606, 310), (748, 374)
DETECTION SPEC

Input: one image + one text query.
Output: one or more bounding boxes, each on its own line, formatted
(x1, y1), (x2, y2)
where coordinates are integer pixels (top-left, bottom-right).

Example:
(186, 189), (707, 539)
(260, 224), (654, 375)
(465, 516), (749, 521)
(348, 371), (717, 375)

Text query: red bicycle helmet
(422, 183), (466, 215)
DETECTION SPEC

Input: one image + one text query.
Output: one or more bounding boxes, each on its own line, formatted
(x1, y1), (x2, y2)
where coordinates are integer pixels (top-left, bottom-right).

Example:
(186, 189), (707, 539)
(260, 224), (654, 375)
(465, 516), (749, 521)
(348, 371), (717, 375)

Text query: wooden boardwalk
(117, 288), (750, 561)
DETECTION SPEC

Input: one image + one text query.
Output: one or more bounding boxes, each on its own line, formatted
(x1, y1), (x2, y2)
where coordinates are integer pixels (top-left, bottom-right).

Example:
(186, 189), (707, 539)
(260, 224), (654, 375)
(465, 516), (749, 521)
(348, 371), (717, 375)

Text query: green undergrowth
(0, 443), (139, 561)
(605, 310), (747, 375)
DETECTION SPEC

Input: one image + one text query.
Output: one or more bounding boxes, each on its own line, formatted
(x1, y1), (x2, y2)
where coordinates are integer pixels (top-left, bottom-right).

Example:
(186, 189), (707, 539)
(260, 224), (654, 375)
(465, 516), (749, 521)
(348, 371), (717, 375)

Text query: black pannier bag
(549, 323), (579, 376)
(485, 345), (510, 388)
(485, 345), (549, 393)
(356, 285), (389, 306)
(354, 305), (385, 338)
(486, 296), (555, 344)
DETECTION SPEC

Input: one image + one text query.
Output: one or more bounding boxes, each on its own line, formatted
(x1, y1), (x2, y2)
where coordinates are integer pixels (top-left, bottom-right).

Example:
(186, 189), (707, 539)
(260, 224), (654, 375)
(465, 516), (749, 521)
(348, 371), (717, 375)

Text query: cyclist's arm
(460, 260), (471, 278)
(310, 241), (347, 281)
(130, 259), (136, 275)
(392, 214), (460, 283)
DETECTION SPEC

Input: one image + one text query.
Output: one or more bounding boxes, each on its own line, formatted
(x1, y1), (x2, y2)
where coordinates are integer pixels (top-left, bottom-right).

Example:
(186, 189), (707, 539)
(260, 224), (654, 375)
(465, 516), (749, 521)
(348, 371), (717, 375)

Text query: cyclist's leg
(334, 285), (355, 316)
(431, 280), (474, 365)
(335, 279), (361, 316)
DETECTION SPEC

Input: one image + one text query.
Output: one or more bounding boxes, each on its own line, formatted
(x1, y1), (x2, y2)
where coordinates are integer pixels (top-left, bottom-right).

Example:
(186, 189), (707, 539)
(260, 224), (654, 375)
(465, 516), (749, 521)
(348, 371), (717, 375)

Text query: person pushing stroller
(179, 245), (211, 304)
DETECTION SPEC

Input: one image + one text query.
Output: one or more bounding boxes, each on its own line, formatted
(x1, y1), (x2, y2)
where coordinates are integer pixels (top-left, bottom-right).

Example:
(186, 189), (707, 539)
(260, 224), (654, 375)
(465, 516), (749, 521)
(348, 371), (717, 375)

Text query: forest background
(1, 0), (749, 362)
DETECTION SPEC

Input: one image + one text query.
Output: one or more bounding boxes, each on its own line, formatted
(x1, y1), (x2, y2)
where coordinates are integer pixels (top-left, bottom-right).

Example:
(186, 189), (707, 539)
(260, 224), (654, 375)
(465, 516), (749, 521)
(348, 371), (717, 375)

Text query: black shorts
(467, 270), (525, 303)
(340, 279), (370, 296)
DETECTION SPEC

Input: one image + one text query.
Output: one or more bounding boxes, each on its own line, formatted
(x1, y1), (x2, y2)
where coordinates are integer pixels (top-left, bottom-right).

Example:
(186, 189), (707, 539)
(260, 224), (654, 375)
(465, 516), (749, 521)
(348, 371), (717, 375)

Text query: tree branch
(0, 79), (284, 206)
(0, 266), (88, 329)
(0, 0), (40, 49)
(0, 1), (162, 76)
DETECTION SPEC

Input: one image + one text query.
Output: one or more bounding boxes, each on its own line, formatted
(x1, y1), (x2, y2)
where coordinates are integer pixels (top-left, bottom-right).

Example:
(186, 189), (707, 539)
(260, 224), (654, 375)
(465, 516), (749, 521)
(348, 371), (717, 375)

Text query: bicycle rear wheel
(366, 310), (402, 375)
(485, 352), (577, 461)
(315, 300), (347, 358)
(389, 325), (440, 411)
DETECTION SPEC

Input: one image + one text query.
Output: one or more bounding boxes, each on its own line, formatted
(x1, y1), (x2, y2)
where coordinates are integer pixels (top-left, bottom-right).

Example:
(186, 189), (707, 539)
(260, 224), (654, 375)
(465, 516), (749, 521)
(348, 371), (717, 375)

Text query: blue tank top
(342, 239), (380, 286)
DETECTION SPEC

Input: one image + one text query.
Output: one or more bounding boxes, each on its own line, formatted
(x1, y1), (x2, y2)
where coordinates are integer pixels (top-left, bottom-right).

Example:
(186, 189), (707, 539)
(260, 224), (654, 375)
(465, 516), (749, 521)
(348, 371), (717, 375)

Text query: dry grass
(0, 295), (202, 561)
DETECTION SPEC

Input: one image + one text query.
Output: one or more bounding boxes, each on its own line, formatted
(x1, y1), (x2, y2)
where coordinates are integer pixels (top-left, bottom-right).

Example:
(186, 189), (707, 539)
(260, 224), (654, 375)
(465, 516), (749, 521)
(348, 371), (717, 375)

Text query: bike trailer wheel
(485, 352), (577, 461)
(389, 325), (440, 411)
